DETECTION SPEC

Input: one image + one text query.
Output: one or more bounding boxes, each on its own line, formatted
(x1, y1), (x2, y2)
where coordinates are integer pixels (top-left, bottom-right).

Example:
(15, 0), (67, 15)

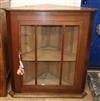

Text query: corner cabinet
(5, 6), (95, 97)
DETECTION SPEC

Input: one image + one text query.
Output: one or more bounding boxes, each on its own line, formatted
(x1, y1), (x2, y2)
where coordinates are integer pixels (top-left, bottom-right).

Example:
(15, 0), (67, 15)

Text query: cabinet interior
(20, 25), (79, 86)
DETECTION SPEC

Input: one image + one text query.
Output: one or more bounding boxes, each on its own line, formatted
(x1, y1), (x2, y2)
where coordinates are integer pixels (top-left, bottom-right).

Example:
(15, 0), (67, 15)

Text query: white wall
(11, 0), (81, 7)
(0, 0), (10, 8)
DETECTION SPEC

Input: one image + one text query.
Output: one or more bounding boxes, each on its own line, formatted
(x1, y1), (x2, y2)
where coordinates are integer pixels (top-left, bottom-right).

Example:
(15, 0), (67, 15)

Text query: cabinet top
(4, 4), (95, 12)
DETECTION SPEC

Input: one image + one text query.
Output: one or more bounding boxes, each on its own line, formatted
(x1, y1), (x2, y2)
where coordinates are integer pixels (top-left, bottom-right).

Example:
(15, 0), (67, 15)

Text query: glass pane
(23, 62), (35, 85)
(37, 62), (60, 85)
(21, 25), (35, 61)
(62, 62), (75, 85)
(37, 25), (62, 61)
(64, 26), (79, 61)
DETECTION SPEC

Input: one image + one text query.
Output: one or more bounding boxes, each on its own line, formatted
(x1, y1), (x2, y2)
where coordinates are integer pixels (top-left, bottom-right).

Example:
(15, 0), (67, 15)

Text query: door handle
(17, 52), (24, 76)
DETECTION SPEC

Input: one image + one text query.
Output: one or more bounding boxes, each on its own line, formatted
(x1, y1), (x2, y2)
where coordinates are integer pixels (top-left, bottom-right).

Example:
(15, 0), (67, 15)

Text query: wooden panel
(0, 10), (6, 97)
(0, 10), (9, 97)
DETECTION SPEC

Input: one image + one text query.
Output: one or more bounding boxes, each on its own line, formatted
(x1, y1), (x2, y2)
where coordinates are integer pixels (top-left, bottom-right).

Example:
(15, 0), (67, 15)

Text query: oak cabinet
(5, 5), (95, 97)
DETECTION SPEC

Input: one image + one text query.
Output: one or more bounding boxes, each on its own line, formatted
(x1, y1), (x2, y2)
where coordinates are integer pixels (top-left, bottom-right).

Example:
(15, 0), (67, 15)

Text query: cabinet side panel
(74, 12), (94, 93)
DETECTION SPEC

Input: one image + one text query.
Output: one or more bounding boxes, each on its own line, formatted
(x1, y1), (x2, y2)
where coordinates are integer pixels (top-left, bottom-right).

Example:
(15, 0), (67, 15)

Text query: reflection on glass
(62, 62), (75, 85)
(37, 26), (62, 61)
(64, 26), (79, 61)
(21, 26), (35, 61)
(23, 62), (35, 85)
(37, 62), (60, 85)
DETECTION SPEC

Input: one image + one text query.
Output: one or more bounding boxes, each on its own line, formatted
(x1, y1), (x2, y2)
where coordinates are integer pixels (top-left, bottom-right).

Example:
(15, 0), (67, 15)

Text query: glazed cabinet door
(19, 24), (79, 91)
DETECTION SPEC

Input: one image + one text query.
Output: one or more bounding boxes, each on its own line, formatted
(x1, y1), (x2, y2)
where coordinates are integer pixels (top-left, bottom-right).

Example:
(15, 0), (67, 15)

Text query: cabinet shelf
(23, 61), (75, 85)
(22, 49), (76, 61)
(24, 72), (71, 85)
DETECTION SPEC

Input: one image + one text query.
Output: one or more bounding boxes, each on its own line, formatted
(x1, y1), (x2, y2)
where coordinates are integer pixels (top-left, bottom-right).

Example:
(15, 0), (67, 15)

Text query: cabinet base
(9, 90), (87, 98)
